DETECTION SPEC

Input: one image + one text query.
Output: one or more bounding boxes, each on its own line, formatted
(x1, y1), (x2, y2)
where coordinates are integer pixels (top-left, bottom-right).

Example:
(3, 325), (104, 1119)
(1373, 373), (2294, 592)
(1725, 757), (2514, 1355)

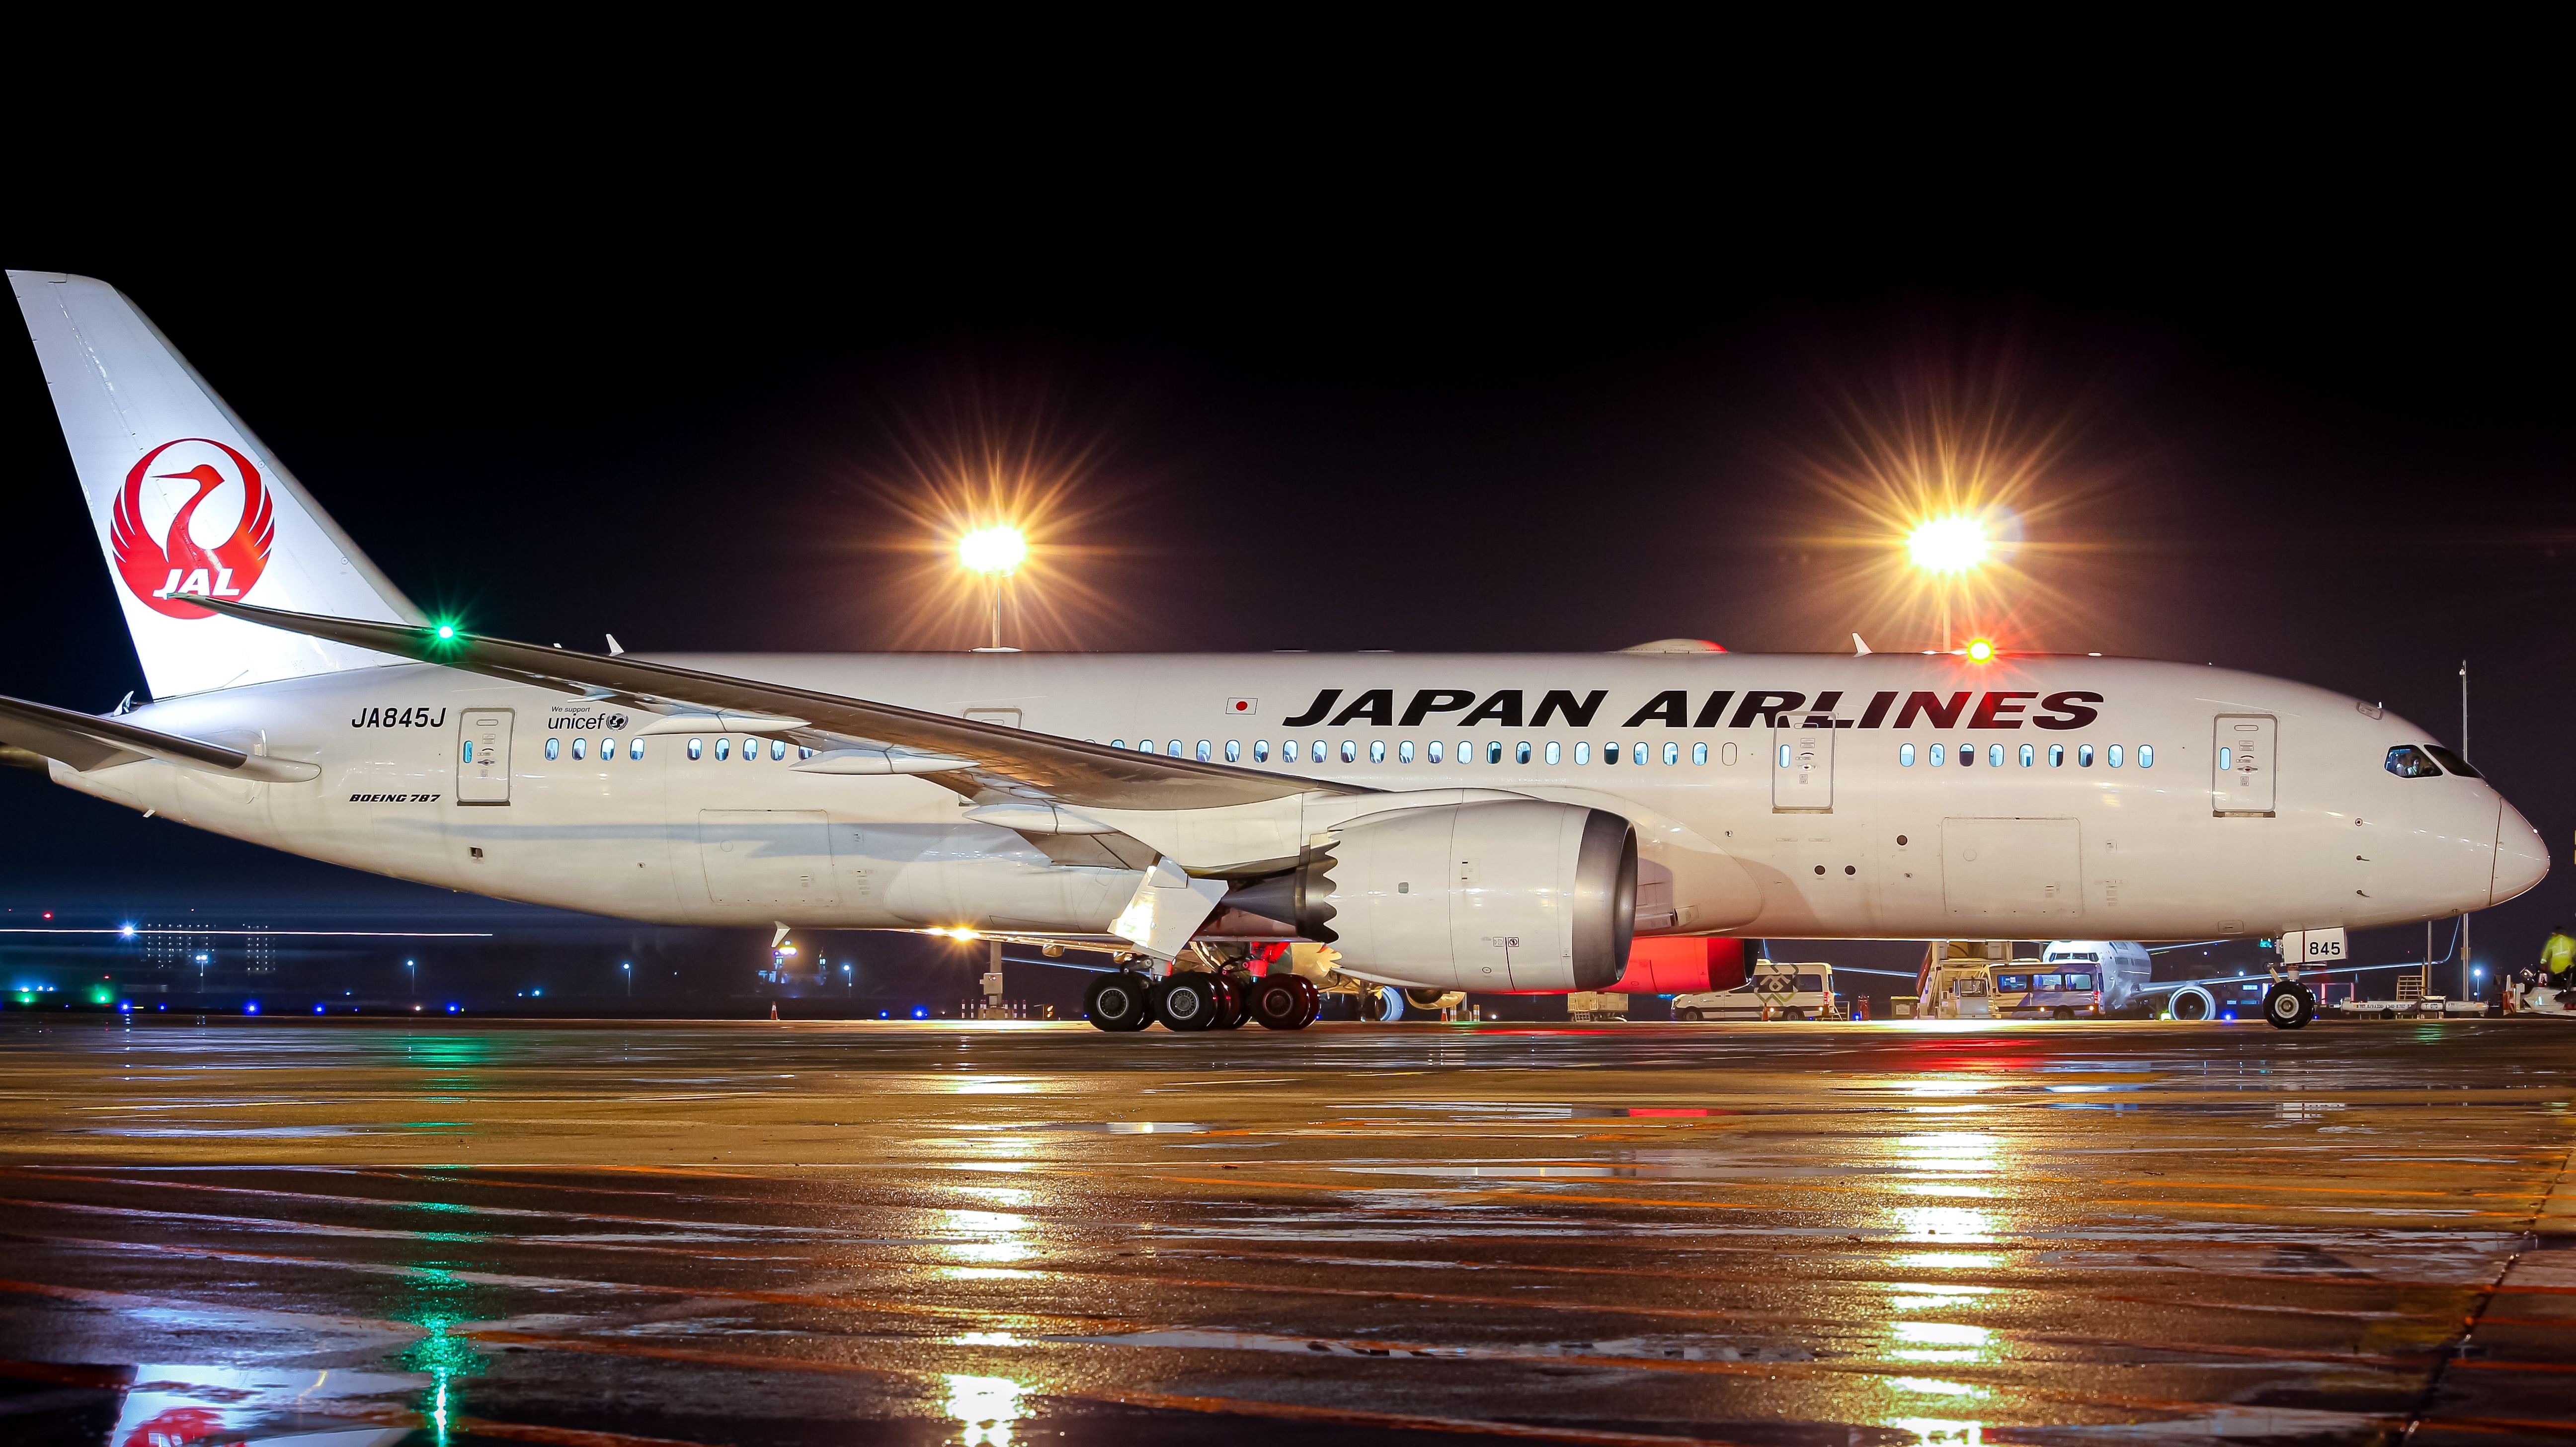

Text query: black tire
(2263, 982), (2315, 1030)
(1085, 973), (1153, 1032)
(1213, 977), (1249, 1029)
(1248, 976), (1306, 1030)
(2052, 1006), (2076, 1021)
(1152, 973), (1221, 1032)
(1289, 975), (1321, 1029)
(1677, 1008), (1699, 1022)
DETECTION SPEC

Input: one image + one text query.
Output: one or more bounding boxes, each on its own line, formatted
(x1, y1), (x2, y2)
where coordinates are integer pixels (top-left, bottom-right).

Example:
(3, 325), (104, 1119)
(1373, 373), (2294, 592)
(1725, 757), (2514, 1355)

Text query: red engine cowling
(1611, 936), (1744, 995)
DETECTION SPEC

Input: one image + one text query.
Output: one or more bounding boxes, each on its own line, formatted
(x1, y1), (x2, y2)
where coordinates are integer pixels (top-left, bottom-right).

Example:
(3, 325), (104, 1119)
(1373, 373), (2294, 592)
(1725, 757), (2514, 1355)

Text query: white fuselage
(53, 651), (2545, 950)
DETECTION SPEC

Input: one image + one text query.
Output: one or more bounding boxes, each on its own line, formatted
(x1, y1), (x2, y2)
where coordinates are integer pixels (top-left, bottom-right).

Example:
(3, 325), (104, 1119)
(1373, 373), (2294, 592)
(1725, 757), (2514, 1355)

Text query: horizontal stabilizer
(0, 692), (319, 782)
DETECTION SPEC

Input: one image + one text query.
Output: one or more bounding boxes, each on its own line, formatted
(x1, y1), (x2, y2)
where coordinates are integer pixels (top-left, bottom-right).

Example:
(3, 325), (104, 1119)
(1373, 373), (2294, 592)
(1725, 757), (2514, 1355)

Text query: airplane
(0, 270), (2549, 1034)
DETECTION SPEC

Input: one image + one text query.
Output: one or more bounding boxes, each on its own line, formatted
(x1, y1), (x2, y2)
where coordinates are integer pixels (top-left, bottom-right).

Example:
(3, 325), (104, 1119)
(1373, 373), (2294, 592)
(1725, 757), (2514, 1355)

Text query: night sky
(5, 176), (2569, 1007)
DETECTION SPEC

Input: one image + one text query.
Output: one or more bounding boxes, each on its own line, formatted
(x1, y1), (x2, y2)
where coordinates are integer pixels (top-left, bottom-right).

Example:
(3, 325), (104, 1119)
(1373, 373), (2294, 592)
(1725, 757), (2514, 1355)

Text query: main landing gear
(2263, 979), (2317, 1030)
(1085, 968), (1319, 1032)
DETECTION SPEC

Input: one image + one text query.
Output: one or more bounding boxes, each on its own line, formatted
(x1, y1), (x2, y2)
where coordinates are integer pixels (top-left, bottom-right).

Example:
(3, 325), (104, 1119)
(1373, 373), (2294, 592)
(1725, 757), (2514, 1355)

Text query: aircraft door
(1772, 724), (1833, 812)
(2212, 715), (2276, 817)
(457, 710), (513, 805)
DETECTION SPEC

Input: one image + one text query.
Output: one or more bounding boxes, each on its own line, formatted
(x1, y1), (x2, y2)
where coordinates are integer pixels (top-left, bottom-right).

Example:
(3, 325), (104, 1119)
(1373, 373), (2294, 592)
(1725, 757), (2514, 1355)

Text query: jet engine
(1294, 800), (1637, 993)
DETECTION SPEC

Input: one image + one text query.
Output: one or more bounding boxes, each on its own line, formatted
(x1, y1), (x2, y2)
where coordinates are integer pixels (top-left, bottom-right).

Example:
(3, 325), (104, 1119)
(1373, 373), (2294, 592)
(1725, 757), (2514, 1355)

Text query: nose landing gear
(2263, 980), (2317, 1030)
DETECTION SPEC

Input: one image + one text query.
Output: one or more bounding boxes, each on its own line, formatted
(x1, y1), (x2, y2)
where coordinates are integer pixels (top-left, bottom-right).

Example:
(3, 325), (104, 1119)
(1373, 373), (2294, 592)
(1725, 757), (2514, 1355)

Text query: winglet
(1852, 633), (1872, 656)
(606, 634), (625, 656)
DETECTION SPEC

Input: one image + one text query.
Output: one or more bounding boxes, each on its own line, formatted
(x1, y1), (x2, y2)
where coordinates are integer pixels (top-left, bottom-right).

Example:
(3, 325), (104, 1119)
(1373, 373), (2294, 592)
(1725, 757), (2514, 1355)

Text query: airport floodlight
(1906, 515), (1988, 574)
(958, 525), (1027, 576)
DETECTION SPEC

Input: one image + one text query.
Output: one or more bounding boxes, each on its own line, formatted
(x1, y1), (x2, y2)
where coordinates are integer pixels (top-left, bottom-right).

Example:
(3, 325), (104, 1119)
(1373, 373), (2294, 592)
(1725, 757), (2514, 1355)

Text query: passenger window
(1111, 739), (1127, 750)
(1545, 741), (1560, 765)
(2018, 743), (2033, 767)
(1197, 740), (1212, 761)
(1900, 743), (1915, 766)
(2423, 744), (2481, 778)
(1170, 740), (1185, 758)
(2064, 973), (2094, 990)
(1692, 742), (1707, 765)
(1487, 741), (1503, 764)
(1575, 742), (1591, 764)
(1996, 974), (2030, 993)
(1634, 742), (1648, 765)
(796, 745), (809, 761)
(1314, 739), (1328, 762)
(545, 737), (561, 761)
(1516, 741), (1531, 765)
(1662, 742), (1679, 765)
(1283, 739), (1299, 763)
(2036, 973), (2064, 991)
(1400, 740), (1416, 763)
(1988, 744), (2003, 767)
(2138, 745), (2153, 768)
(1607, 742), (1622, 766)
(688, 738), (703, 760)
(1341, 740), (1357, 763)
(1457, 740), (1472, 764)
(771, 739), (787, 761)
(743, 737), (758, 760)
(2049, 744), (2063, 767)
(2108, 744), (2123, 768)
(603, 737), (619, 761)
(2078, 744), (2093, 767)
(572, 737), (587, 760)
(2384, 745), (2442, 778)
(1960, 742), (1974, 766)
(1255, 740), (1271, 763)
(1223, 740), (1239, 763)
(716, 738), (730, 761)
(1370, 740), (1386, 763)
(1428, 741), (1443, 763)
(1930, 743), (1945, 766)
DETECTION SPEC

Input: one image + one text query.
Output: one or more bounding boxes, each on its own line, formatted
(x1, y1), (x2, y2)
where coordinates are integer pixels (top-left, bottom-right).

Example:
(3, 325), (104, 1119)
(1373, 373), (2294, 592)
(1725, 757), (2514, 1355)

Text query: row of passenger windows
(537, 736), (819, 763)
(1897, 742), (2151, 769)
(1111, 737), (1712, 766)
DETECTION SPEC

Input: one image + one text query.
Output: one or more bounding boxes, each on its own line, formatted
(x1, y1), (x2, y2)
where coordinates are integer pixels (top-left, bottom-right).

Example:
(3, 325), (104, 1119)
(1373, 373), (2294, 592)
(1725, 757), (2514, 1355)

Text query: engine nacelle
(1320, 800), (1636, 993)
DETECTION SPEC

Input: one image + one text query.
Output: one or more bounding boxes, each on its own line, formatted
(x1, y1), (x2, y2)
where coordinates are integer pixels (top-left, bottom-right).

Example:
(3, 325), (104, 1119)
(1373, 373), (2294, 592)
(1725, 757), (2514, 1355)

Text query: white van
(1674, 961), (1843, 1021)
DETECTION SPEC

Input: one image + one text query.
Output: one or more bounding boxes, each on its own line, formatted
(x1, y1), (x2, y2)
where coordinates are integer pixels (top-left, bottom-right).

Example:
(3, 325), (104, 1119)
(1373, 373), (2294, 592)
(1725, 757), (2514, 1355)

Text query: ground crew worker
(2540, 926), (2576, 986)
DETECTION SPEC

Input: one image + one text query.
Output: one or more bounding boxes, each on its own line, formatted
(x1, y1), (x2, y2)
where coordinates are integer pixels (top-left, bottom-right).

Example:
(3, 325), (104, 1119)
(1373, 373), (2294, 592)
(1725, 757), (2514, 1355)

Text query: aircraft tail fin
(8, 270), (420, 699)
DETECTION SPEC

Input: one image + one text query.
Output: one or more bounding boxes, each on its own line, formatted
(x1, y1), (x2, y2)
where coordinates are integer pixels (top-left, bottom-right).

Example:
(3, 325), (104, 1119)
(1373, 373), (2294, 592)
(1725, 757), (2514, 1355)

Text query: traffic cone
(769, 1003), (779, 1022)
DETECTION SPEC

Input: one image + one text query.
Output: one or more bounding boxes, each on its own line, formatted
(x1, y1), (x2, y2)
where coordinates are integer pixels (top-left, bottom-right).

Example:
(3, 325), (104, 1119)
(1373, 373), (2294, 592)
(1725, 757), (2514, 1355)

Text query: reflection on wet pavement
(0, 1017), (2570, 1446)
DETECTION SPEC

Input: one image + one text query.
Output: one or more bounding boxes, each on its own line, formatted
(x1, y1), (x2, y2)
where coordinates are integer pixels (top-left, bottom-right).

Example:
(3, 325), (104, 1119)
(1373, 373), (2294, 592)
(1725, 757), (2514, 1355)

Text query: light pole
(958, 525), (1027, 652)
(405, 959), (415, 998)
(622, 962), (632, 997)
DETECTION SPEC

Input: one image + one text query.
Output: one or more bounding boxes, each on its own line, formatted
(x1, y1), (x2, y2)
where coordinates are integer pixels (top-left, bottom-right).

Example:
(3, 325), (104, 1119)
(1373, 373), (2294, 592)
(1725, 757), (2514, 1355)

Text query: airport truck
(1672, 960), (1844, 1021)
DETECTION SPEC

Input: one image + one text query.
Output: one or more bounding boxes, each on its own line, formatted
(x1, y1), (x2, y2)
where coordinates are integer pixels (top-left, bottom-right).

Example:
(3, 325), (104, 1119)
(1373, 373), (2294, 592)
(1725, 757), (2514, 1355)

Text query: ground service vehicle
(1674, 961), (1843, 1021)
(0, 272), (2548, 1034)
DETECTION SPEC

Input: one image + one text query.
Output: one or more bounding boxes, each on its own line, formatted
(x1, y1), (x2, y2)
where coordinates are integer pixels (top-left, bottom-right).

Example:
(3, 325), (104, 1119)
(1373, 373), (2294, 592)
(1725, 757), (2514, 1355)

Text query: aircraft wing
(0, 692), (320, 782)
(191, 598), (1359, 811)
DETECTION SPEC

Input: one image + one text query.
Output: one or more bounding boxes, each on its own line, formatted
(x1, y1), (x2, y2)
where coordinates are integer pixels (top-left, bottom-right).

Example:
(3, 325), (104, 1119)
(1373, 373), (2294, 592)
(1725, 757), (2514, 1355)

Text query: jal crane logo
(111, 438), (275, 619)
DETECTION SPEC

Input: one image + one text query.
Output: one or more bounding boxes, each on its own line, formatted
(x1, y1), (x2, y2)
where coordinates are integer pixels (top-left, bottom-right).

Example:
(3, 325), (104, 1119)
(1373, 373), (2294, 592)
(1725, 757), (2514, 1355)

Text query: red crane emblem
(111, 438), (276, 619)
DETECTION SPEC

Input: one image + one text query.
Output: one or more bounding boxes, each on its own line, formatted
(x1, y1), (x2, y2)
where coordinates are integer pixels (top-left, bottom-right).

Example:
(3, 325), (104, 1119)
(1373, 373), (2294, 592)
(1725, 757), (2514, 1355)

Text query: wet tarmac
(0, 1016), (2571, 1447)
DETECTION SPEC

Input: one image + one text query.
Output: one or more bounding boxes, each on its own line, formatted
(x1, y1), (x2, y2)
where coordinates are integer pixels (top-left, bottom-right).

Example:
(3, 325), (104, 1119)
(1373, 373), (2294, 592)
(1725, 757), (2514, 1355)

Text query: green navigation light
(435, 624), (457, 640)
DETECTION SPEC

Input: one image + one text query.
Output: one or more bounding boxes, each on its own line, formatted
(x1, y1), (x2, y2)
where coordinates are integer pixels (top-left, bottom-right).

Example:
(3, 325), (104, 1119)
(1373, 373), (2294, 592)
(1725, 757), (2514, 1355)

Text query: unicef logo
(606, 713), (629, 731)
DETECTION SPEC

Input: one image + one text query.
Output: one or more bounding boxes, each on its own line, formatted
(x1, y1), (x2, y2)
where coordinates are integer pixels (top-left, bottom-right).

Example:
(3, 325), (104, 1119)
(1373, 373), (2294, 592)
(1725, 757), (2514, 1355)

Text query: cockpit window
(2422, 744), (2482, 779)
(2385, 745), (2444, 779)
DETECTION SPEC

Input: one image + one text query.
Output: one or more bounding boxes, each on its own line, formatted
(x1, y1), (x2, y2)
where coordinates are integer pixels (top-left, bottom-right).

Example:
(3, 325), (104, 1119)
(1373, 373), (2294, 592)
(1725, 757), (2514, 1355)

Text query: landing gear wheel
(1211, 976), (1249, 1029)
(2263, 982), (2316, 1030)
(1084, 972), (1154, 1032)
(1152, 973), (1221, 1032)
(1289, 975), (1320, 1029)
(1248, 976), (1307, 1030)
(1358, 985), (1406, 1023)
